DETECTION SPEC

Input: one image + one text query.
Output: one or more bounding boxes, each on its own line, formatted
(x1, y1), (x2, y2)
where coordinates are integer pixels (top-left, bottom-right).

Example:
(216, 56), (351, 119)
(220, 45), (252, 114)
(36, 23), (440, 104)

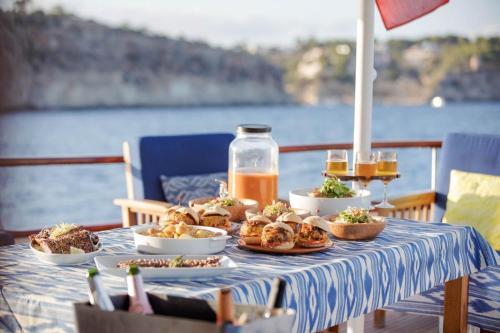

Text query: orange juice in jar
(228, 124), (279, 209)
(228, 171), (278, 208)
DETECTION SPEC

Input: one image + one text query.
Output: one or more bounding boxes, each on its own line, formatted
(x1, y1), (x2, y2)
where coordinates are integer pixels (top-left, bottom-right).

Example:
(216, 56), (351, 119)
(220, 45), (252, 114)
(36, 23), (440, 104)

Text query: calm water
(1, 103), (499, 230)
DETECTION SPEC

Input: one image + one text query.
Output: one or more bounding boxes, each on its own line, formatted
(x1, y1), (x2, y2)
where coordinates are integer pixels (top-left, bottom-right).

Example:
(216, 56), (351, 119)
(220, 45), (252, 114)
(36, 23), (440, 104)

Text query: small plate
(95, 255), (238, 280)
(30, 243), (103, 265)
(237, 239), (333, 255)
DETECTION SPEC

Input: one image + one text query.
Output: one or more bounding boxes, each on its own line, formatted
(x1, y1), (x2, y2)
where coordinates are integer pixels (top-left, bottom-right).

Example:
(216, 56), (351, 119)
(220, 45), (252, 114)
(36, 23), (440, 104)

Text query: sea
(1, 103), (499, 231)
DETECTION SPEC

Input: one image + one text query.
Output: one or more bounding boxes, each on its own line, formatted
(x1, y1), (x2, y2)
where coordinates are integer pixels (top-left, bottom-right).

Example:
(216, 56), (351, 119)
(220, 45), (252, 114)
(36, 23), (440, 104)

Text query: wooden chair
(114, 133), (234, 227)
(374, 133), (500, 333)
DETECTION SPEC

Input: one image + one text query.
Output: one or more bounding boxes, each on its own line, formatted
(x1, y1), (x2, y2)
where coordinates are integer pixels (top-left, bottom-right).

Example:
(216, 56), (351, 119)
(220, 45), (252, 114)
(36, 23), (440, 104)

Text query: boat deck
(327, 311), (439, 333)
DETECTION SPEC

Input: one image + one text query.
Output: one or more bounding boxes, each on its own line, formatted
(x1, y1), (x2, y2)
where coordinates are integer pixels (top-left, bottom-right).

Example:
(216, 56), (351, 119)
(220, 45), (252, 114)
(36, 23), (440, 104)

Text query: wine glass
(375, 151), (398, 209)
(326, 150), (348, 175)
(354, 152), (376, 189)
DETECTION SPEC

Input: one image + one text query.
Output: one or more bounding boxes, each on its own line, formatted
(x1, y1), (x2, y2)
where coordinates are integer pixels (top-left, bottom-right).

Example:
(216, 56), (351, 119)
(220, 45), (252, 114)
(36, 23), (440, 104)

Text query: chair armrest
(373, 191), (436, 222)
(113, 199), (173, 227)
(114, 199), (172, 214)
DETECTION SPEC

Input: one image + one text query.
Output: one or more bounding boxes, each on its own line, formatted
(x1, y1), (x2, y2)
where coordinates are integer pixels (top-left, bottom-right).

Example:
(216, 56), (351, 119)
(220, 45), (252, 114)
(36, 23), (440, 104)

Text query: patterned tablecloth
(0, 219), (498, 333)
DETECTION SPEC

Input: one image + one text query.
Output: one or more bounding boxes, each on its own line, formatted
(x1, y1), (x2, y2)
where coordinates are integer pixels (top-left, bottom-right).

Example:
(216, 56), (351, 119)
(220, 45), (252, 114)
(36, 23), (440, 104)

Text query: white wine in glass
(375, 151), (398, 209)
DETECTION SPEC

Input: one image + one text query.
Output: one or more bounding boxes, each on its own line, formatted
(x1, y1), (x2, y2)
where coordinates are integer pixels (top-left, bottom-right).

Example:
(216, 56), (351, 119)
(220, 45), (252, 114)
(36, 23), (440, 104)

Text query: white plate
(95, 255), (237, 280)
(30, 243), (103, 265)
(133, 225), (230, 255)
(289, 188), (371, 216)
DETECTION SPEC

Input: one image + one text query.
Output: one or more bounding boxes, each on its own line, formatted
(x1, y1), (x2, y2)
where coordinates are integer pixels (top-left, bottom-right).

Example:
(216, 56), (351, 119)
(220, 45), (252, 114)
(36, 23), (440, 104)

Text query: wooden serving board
(237, 239), (333, 255)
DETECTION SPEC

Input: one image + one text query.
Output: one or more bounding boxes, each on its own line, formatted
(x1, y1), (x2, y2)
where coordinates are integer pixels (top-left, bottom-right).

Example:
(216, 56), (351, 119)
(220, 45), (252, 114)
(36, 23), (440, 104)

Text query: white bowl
(289, 188), (371, 216)
(30, 243), (103, 265)
(133, 225), (230, 255)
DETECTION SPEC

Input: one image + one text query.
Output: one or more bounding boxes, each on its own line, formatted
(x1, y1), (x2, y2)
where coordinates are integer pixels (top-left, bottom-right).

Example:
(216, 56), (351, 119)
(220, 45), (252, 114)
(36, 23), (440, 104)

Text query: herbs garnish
(318, 177), (355, 198)
(338, 207), (370, 224)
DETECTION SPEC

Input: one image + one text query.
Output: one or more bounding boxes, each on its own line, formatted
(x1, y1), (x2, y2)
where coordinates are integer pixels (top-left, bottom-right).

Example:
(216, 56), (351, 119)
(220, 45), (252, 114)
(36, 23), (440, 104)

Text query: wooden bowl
(325, 215), (387, 240)
(189, 197), (258, 222)
(245, 207), (311, 222)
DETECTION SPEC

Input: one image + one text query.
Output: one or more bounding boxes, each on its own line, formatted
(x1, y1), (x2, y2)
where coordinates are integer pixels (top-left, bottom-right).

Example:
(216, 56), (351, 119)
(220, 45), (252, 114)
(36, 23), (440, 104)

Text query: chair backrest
(435, 133), (500, 221)
(139, 133), (235, 201)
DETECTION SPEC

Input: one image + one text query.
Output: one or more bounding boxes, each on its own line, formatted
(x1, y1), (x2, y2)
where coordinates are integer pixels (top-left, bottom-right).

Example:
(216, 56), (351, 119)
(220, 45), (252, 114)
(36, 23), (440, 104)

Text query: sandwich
(200, 206), (231, 231)
(297, 216), (330, 248)
(168, 206), (199, 225)
(240, 215), (272, 245)
(276, 212), (303, 236)
(261, 222), (295, 250)
(262, 201), (291, 221)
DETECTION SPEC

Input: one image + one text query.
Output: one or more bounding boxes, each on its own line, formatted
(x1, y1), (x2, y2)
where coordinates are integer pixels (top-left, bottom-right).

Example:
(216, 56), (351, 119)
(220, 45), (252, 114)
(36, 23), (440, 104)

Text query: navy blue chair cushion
(435, 133), (500, 221)
(139, 133), (234, 201)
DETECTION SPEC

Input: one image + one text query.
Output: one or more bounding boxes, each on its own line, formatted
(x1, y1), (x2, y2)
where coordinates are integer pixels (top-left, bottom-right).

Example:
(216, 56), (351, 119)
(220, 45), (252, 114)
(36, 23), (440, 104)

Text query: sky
(2, 0), (500, 47)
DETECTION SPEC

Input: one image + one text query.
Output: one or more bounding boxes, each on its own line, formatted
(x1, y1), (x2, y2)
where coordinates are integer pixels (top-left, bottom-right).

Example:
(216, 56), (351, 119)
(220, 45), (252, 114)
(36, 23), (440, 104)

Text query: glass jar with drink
(228, 124), (279, 208)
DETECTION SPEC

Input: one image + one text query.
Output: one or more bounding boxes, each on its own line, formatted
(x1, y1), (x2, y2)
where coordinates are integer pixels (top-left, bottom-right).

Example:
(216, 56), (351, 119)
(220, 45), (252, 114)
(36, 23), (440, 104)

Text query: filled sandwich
(168, 206), (199, 225)
(200, 206), (231, 231)
(261, 222), (295, 250)
(276, 212), (303, 239)
(297, 216), (330, 248)
(240, 215), (272, 245)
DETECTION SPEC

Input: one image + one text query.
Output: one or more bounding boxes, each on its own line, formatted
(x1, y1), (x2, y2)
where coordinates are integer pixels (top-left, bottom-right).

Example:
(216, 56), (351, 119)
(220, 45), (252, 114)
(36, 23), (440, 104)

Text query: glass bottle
(126, 265), (153, 315)
(86, 267), (115, 311)
(228, 124), (279, 208)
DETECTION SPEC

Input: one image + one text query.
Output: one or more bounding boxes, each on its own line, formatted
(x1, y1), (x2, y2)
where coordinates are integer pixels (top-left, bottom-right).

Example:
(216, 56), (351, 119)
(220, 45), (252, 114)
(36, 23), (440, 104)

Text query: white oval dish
(289, 189), (371, 216)
(30, 243), (103, 265)
(133, 225), (230, 255)
(94, 255), (237, 280)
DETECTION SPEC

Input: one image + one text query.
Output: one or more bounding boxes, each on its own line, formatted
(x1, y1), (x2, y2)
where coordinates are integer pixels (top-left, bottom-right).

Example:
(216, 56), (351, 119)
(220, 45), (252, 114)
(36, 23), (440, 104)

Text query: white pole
(353, 0), (375, 164)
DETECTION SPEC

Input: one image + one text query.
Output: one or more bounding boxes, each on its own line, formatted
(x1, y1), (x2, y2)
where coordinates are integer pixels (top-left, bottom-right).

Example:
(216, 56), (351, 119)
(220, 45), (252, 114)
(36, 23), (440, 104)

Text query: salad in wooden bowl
(326, 207), (386, 240)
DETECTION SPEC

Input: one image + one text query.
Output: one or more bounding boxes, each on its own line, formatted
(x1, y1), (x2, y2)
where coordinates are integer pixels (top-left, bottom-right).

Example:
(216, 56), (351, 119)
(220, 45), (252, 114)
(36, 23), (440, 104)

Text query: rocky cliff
(0, 11), (289, 110)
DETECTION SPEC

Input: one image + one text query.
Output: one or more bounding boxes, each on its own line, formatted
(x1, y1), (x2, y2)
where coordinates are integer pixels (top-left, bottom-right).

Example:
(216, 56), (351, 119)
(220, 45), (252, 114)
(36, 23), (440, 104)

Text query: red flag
(376, 0), (449, 30)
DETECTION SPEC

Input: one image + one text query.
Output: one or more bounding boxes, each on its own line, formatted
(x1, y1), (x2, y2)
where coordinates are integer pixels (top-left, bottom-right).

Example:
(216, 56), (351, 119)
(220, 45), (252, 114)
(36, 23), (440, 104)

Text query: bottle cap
(127, 264), (140, 276)
(87, 267), (99, 278)
(237, 124), (271, 134)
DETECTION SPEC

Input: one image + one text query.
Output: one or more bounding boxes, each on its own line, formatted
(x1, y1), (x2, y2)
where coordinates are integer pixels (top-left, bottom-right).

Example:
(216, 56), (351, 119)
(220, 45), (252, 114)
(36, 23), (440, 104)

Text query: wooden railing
(279, 140), (442, 153)
(0, 140), (442, 238)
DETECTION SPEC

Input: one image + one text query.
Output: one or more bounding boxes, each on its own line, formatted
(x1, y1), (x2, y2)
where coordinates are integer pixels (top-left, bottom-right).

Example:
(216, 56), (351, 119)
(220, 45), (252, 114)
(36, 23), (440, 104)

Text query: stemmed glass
(375, 151), (398, 209)
(354, 152), (376, 190)
(326, 150), (348, 175)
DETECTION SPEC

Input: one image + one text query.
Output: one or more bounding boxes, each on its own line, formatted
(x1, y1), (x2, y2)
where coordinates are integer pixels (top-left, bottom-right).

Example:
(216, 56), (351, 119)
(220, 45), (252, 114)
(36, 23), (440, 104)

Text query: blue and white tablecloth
(0, 219), (498, 333)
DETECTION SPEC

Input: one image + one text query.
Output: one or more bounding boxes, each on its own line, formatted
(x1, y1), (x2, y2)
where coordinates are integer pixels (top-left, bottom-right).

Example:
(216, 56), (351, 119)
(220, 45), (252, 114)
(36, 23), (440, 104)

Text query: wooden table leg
(443, 276), (469, 333)
(373, 309), (386, 328)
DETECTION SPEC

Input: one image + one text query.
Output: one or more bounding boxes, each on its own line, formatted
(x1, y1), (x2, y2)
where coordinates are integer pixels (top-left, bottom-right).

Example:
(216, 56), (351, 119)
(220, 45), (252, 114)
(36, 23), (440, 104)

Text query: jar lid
(237, 124), (271, 134)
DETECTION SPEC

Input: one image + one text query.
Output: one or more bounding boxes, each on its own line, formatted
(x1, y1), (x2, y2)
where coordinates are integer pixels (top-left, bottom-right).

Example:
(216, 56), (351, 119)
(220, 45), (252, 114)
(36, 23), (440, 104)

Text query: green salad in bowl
(308, 177), (355, 198)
